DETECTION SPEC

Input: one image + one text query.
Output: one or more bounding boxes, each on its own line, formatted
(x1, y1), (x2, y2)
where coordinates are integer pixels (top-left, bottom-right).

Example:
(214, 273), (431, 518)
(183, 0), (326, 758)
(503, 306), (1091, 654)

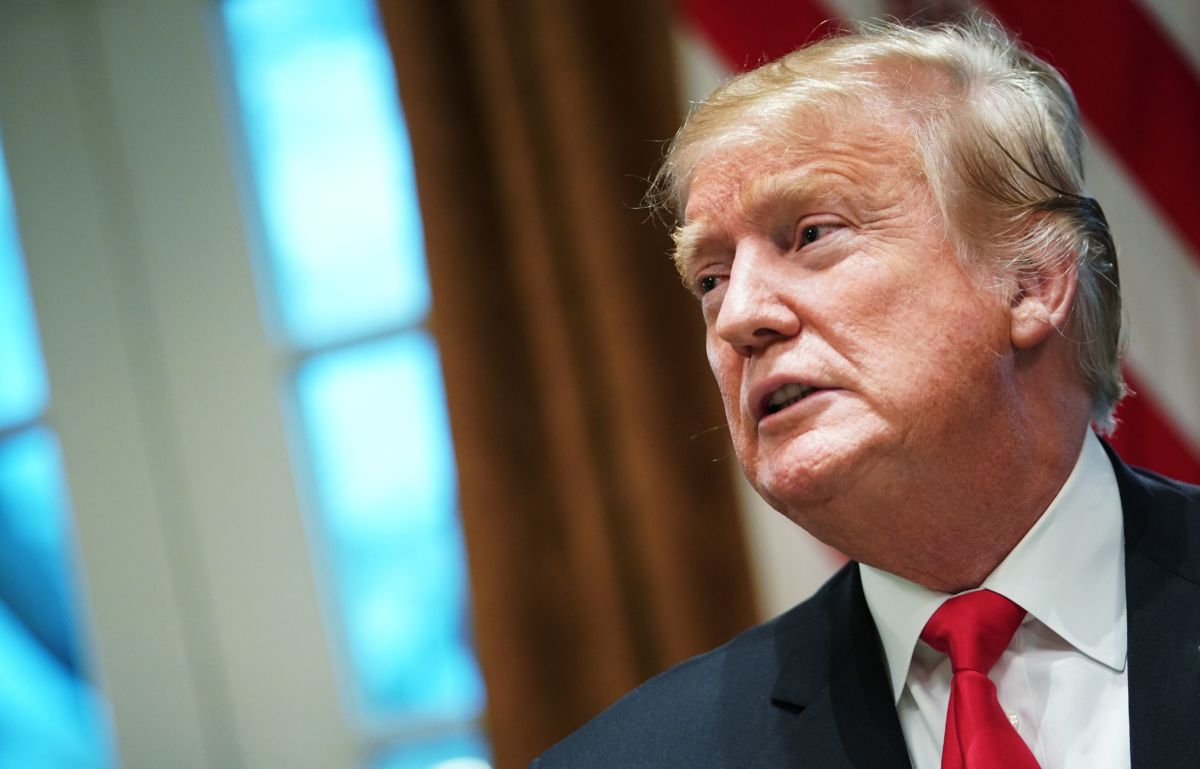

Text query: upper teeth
(766, 383), (814, 413)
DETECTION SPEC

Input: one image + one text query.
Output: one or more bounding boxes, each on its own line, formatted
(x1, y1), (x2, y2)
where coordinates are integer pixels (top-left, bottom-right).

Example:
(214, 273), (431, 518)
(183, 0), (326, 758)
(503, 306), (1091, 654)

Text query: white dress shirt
(860, 431), (1130, 769)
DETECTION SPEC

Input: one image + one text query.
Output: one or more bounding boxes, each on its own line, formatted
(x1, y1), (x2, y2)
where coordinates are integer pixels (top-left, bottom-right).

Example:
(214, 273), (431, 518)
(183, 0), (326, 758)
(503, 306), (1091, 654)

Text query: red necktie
(920, 590), (1042, 769)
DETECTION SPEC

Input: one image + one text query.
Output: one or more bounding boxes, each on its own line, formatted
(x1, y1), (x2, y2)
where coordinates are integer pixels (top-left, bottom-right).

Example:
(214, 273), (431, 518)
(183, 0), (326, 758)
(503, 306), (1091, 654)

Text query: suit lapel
(1113, 452), (1200, 768)
(751, 565), (912, 769)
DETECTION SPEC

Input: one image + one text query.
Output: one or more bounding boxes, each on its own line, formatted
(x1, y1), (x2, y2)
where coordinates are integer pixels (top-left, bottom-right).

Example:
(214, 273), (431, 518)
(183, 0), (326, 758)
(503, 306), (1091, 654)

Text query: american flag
(671, 0), (1200, 612)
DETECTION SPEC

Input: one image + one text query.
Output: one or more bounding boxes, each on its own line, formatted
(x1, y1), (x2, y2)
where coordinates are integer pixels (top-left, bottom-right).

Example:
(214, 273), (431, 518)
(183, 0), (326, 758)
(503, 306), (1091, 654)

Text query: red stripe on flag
(984, 0), (1200, 265)
(676, 0), (833, 72)
(1108, 369), (1200, 484)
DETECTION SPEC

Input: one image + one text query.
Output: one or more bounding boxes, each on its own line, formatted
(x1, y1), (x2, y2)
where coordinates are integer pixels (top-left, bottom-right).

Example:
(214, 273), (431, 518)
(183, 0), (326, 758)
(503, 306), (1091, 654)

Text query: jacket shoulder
(1120, 460), (1200, 584)
(532, 565), (856, 769)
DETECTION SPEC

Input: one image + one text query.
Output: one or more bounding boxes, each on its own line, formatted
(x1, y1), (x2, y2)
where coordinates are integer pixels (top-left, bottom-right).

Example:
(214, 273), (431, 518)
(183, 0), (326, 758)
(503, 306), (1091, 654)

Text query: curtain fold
(379, 2), (758, 766)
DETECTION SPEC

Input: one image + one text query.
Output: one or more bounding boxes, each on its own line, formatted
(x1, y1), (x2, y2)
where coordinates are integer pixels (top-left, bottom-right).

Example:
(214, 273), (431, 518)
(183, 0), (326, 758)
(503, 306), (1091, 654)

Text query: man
(533, 17), (1200, 769)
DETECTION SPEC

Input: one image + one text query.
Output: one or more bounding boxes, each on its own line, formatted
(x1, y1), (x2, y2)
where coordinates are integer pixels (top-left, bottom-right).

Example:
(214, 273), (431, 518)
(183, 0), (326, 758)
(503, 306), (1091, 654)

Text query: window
(0, 135), (113, 768)
(219, 2), (488, 766)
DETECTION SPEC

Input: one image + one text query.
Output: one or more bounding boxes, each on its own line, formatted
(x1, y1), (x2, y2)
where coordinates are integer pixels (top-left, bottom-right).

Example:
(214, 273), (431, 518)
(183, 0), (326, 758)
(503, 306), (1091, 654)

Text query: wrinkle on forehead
(680, 114), (921, 216)
(667, 79), (929, 209)
(738, 166), (859, 223)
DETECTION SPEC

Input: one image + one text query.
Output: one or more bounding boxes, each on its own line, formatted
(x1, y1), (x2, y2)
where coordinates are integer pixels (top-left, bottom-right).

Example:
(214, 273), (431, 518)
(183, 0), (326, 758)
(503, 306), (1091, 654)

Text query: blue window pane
(296, 334), (484, 720)
(372, 730), (491, 769)
(222, 0), (431, 348)
(0, 138), (49, 429)
(0, 429), (80, 672)
(0, 429), (112, 768)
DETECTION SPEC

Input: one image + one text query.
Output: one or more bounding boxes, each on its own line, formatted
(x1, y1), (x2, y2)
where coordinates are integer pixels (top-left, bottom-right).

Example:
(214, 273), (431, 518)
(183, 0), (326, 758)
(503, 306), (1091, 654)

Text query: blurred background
(0, 0), (1195, 767)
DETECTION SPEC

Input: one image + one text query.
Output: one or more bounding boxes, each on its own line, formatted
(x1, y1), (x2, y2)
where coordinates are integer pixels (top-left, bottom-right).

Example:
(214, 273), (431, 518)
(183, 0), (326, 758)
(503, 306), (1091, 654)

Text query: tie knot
(920, 589), (1026, 674)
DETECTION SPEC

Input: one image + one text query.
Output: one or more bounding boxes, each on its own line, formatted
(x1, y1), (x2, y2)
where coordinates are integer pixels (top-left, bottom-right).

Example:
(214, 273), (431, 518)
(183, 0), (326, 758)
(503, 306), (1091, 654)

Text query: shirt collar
(860, 430), (1127, 704)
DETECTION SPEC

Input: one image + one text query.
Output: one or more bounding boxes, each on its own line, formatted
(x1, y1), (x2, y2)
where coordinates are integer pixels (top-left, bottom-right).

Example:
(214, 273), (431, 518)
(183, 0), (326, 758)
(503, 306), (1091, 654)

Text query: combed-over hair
(655, 16), (1126, 431)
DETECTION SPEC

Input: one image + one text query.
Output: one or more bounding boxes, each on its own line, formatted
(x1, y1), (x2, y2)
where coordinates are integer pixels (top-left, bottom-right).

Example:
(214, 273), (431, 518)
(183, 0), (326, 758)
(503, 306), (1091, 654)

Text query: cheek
(706, 337), (743, 417)
(877, 300), (1011, 417)
(822, 270), (1007, 409)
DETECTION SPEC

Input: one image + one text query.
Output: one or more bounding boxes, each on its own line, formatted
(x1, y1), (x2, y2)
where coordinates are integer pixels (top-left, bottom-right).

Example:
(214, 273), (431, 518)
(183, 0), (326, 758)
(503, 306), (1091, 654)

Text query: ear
(1009, 256), (1078, 350)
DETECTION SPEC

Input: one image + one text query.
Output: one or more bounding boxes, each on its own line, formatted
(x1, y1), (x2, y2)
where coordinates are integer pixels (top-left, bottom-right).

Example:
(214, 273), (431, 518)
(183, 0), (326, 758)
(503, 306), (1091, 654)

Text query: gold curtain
(378, 2), (758, 766)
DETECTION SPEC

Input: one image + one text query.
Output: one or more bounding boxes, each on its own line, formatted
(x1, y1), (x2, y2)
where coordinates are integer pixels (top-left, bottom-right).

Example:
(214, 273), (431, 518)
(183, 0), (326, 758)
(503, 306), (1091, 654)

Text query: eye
(795, 222), (839, 250)
(697, 275), (721, 294)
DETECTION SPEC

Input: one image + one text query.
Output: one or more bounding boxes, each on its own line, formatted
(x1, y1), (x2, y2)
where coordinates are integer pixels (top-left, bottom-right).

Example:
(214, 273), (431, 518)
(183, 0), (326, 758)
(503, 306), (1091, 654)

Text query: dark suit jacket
(533, 451), (1200, 768)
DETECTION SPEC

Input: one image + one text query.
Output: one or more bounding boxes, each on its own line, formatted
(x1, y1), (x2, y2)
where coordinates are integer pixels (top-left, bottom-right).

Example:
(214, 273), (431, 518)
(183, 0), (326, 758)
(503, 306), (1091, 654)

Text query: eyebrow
(672, 169), (855, 278)
(671, 222), (713, 279)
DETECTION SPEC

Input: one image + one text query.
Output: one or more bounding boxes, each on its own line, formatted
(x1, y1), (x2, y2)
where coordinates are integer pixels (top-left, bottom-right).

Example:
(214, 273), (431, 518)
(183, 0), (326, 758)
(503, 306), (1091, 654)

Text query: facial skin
(676, 110), (1092, 592)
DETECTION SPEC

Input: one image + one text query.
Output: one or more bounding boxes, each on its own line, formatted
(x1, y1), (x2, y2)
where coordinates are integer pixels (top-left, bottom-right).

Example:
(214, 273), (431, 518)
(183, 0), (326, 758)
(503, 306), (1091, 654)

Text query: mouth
(759, 382), (821, 419)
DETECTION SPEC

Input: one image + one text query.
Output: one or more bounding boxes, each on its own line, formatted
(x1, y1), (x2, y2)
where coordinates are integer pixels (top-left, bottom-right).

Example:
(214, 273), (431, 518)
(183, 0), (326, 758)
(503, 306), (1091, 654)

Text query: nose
(713, 240), (801, 358)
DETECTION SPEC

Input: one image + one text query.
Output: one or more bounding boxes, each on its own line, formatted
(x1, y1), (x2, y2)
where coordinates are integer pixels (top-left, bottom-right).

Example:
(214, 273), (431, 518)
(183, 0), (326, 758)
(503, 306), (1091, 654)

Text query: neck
(802, 387), (1094, 594)
(876, 414), (1091, 594)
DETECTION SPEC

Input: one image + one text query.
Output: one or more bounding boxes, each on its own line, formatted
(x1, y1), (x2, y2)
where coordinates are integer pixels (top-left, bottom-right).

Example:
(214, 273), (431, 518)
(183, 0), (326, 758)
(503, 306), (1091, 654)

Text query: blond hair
(656, 16), (1125, 431)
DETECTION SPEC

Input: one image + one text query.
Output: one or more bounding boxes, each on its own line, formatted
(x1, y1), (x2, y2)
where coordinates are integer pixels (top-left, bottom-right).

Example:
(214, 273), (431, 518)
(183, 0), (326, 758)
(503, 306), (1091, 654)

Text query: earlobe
(1009, 259), (1078, 350)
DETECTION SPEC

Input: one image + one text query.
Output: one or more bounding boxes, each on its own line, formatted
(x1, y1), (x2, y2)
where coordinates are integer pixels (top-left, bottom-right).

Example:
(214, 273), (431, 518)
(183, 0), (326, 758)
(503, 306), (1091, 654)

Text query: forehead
(680, 112), (923, 230)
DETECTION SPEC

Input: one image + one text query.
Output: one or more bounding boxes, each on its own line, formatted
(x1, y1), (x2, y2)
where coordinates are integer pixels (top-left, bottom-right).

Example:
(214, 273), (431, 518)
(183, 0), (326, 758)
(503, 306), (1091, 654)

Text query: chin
(746, 427), (888, 519)
(752, 449), (845, 513)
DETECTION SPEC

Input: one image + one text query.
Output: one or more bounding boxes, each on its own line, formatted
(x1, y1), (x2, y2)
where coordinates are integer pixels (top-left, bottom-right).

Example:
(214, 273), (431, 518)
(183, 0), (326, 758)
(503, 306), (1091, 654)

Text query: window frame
(0, 1), (358, 766)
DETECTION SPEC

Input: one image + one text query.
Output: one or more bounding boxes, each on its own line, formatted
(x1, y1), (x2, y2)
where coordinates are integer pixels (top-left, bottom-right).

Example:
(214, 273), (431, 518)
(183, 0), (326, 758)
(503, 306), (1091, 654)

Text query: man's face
(677, 115), (1018, 553)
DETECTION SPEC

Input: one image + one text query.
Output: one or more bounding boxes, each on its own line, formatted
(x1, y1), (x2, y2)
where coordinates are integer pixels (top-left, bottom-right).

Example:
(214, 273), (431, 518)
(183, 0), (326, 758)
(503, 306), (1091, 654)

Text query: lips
(763, 382), (815, 415)
(752, 378), (831, 422)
